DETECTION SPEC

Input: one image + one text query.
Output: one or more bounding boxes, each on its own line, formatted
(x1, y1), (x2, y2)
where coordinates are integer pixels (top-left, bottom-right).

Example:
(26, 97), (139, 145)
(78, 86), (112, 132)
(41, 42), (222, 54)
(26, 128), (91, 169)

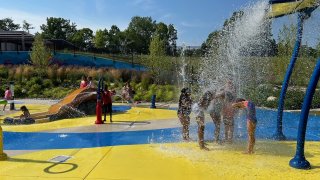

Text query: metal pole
(9, 81), (15, 110)
(273, 13), (305, 140)
(289, 58), (320, 170)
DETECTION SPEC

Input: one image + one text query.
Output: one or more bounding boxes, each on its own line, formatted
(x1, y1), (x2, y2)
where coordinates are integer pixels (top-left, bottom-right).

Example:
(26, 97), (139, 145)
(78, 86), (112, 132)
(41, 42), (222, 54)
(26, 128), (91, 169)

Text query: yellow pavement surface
(1, 104), (177, 132)
(1, 141), (320, 179)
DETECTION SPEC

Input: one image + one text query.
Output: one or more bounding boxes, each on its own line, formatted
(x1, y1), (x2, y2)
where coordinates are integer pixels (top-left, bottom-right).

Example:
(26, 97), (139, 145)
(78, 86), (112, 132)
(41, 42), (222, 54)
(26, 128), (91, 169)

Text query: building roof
(0, 31), (34, 42)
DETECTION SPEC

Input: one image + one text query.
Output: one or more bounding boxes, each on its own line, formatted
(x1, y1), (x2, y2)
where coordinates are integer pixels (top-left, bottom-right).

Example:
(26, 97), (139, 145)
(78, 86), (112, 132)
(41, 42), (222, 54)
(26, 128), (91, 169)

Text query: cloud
(180, 21), (206, 28)
(0, 8), (48, 33)
(94, 0), (107, 15)
(0, 7), (129, 34)
(131, 0), (155, 11)
(158, 13), (173, 21)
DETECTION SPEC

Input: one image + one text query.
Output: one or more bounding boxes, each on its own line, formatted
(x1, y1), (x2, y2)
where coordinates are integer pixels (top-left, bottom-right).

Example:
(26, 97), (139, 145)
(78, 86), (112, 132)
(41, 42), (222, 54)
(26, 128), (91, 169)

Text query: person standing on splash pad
(232, 98), (257, 154)
(3, 86), (12, 111)
(221, 80), (236, 143)
(193, 91), (215, 150)
(209, 91), (224, 144)
(177, 87), (192, 141)
(102, 84), (115, 123)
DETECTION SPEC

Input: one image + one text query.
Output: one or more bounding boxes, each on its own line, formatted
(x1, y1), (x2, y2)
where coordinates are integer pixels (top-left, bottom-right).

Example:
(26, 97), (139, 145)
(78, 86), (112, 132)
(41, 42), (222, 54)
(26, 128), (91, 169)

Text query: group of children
(177, 81), (257, 154)
(80, 76), (95, 89)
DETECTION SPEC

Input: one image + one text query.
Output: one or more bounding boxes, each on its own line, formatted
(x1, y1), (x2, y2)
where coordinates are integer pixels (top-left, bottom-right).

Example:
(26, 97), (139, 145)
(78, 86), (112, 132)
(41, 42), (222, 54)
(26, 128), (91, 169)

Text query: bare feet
(183, 137), (191, 142)
(242, 151), (254, 154)
(200, 145), (210, 151)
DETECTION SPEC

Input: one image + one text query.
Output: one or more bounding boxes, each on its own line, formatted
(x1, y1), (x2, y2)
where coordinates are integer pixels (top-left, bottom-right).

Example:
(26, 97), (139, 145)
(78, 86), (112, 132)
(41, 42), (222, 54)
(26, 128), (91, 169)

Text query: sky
(0, 0), (319, 46)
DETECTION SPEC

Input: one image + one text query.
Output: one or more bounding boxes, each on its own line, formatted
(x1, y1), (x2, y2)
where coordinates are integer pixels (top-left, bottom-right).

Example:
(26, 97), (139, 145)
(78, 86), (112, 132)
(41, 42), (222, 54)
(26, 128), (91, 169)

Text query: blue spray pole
(273, 13), (305, 140)
(289, 59), (320, 170)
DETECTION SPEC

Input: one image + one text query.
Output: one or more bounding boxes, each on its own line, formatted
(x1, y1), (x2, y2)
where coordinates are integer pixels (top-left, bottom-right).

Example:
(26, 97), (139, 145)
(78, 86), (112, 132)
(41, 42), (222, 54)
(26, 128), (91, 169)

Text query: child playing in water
(232, 98), (257, 154)
(177, 87), (192, 141)
(193, 90), (215, 150)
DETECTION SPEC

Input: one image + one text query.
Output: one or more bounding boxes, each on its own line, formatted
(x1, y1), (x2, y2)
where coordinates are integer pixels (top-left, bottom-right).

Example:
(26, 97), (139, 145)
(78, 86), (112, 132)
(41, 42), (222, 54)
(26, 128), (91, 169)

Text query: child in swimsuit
(194, 91), (214, 150)
(232, 98), (257, 154)
(177, 88), (192, 141)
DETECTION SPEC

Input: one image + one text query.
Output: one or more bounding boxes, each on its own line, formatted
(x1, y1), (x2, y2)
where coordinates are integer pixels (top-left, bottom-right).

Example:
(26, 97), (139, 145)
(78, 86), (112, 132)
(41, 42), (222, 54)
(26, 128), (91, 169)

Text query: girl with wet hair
(177, 87), (192, 141)
(193, 90), (215, 150)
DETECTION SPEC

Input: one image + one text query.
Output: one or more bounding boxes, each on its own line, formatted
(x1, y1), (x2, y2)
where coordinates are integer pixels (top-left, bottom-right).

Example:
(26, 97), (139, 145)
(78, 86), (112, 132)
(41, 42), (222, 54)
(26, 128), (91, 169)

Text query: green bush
(43, 79), (53, 88)
(0, 66), (8, 79)
(284, 90), (304, 109)
(43, 87), (74, 99)
(13, 84), (27, 98)
(28, 84), (43, 98)
(26, 77), (43, 88)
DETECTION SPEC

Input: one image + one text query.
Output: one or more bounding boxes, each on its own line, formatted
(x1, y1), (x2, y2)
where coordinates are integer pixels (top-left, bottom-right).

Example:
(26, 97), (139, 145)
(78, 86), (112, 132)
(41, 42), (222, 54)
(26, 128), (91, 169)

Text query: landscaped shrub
(57, 67), (66, 81)
(14, 66), (23, 82)
(0, 65), (8, 79)
(284, 90), (304, 109)
(28, 84), (42, 98)
(43, 79), (54, 88)
(22, 65), (34, 80)
(43, 87), (74, 99)
(13, 84), (27, 98)
(109, 69), (122, 81)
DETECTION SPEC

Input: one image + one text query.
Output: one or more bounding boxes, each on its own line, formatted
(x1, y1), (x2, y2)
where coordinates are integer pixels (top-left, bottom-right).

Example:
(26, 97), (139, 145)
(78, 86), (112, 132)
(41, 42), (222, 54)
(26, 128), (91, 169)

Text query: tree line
(0, 16), (178, 56)
(200, 10), (320, 58)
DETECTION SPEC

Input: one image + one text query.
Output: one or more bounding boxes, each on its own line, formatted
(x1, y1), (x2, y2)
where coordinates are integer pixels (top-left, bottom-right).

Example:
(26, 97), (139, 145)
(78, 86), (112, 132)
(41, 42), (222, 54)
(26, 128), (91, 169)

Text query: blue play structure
(0, 51), (146, 71)
(269, 0), (320, 169)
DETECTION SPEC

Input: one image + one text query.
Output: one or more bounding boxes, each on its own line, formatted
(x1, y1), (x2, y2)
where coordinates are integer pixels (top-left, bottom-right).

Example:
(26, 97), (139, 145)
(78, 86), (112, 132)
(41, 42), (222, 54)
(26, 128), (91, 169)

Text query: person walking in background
(177, 87), (192, 141)
(121, 82), (134, 103)
(3, 86), (12, 111)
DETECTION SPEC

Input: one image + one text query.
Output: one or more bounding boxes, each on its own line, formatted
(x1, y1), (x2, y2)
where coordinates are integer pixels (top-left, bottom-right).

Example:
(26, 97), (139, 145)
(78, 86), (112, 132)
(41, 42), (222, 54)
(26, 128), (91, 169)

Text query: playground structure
(269, 0), (320, 169)
(26, 88), (97, 121)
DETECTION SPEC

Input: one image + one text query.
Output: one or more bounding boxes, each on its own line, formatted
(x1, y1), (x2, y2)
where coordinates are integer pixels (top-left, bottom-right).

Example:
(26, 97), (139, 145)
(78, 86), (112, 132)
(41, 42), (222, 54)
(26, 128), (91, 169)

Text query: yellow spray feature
(268, 0), (319, 18)
(0, 126), (8, 160)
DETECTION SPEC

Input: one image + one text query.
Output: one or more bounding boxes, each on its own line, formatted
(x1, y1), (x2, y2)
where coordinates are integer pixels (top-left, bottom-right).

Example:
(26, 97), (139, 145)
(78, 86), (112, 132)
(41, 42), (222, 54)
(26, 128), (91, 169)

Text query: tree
(0, 18), (20, 31)
(93, 29), (108, 49)
(30, 34), (52, 76)
(155, 22), (169, 43)
(126, 16), (156, 54)
(144, 35), (170, 83)
(40, 17), (77, 41)
(71, 28), (93, 50)
(278, 23), (296, 57)
(316, 39), (320, 57)
(22, 20), (34, 33)
(107, 25), (121, 53)
(168, 24), (177, 56)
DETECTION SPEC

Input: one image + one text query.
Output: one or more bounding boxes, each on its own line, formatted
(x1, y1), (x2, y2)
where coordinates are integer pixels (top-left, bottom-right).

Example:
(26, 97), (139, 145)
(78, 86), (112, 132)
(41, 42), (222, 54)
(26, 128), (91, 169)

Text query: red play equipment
(95, 78), (104, 124)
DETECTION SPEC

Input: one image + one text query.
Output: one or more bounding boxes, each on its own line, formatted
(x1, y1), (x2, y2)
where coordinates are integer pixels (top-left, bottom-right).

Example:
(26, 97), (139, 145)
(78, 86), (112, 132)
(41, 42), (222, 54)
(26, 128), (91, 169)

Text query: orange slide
(31, 88), (97, 120)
